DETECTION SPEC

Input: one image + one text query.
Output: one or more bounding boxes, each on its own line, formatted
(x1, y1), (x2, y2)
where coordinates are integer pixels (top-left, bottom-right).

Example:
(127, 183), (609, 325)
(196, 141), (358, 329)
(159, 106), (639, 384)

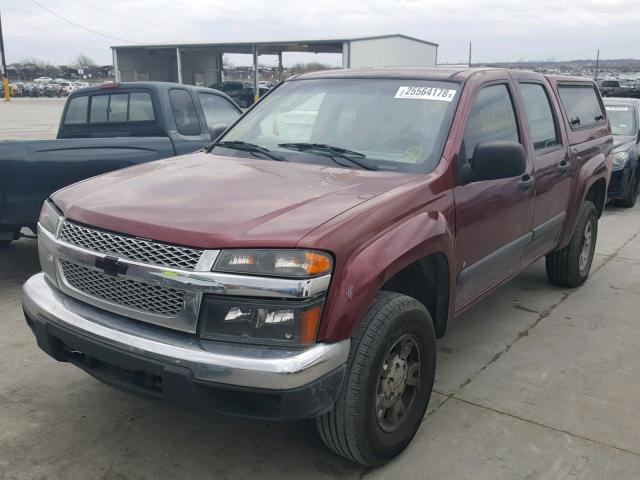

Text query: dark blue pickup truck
(0, 82), (242, 246)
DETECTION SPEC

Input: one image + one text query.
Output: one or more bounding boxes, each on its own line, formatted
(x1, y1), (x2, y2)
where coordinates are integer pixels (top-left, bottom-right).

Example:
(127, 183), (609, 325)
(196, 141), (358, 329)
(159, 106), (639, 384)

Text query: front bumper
(23, 273), (349, 420)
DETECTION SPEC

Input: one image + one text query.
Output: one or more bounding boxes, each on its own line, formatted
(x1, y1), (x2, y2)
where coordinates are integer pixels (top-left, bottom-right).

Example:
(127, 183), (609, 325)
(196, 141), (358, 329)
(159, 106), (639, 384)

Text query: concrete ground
(0, 98), (66, 140)
(1, 100), (639, 478)
(0, 204), (638, 479)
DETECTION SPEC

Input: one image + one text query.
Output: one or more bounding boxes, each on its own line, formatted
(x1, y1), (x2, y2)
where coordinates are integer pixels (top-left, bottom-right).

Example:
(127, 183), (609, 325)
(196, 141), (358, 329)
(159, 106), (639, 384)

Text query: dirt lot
(1, 99), (639, 479)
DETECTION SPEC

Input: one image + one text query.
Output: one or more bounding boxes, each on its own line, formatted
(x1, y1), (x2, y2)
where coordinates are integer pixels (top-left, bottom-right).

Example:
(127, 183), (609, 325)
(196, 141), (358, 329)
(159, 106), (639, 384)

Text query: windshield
(606, 105), (636, 136)
(215, 78), (460, 173)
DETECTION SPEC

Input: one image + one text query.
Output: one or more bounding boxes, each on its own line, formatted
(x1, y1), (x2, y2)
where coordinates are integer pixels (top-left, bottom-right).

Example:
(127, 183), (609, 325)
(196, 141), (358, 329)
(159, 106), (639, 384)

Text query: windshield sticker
(606, 106), (630, 111)
(395, 86), (457, 102)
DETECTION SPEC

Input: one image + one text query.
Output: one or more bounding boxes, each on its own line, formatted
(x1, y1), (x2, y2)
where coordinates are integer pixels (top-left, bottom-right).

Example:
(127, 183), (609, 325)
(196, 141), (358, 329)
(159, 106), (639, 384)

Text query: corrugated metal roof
(111, 34), (438, 50)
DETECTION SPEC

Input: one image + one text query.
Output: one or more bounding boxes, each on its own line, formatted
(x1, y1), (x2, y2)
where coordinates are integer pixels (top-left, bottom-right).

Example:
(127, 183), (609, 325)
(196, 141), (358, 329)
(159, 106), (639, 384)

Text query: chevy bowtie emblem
(95, 256), (128, 276)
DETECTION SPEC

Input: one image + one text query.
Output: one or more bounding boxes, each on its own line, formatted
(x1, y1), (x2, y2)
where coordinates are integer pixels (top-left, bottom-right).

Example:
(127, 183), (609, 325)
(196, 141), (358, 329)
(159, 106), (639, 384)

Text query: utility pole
(468, 41), (472, 67)
(0, 9), (9, 101)
(594, 49), (600, 81)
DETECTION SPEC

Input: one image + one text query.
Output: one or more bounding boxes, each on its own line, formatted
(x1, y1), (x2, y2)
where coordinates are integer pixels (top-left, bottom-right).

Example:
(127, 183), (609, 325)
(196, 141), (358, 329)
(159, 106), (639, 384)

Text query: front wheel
(546, 201), (598, 287)
(316, 291), (436, 466)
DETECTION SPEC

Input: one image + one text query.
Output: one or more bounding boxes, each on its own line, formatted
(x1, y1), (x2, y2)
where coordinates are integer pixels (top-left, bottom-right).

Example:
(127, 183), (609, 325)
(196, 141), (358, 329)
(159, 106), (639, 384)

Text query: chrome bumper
(23, 273), (350, 390)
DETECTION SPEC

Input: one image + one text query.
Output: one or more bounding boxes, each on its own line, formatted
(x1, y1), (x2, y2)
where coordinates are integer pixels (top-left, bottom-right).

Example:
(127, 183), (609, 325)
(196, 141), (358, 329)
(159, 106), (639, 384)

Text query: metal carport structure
(111, 34), (438, 100)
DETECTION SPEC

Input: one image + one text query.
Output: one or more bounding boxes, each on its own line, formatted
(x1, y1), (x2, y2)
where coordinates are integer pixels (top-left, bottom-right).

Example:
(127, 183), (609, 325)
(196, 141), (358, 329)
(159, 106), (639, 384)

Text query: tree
(74, 54), (96, 67)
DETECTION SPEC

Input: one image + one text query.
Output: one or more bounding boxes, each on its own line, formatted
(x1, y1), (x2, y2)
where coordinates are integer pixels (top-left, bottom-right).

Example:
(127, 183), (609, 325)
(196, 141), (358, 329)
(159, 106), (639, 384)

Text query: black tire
(617, 173), (638, 208)
(546, 201), (598, 287)
(316, 291), (436, 466)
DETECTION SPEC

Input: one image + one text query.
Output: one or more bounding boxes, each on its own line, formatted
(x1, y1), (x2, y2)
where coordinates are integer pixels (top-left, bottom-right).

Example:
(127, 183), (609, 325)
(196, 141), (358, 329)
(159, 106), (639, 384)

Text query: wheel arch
(317, 210), (455, 342)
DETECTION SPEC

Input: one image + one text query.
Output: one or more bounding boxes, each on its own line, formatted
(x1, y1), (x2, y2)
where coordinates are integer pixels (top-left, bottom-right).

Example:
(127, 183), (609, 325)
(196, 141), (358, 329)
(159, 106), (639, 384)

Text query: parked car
(23, 68), (611, 465)
(604, 98), (640, 206)
(597, 79), (640, 98)
(0, 82), (241, 245)
(208, 81), (270, 108)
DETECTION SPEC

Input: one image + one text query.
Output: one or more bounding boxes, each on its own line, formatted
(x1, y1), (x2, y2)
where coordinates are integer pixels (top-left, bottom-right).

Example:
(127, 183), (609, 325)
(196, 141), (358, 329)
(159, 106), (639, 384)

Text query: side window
(198, 94), (240, 130)
(64, 96), (89, 124)
(558, 85), (605, 130)
(129, 92), (155, 121)
(169, 89), (201, 136)
(519, 83), (560, 152)
(462, 84), (519, 164)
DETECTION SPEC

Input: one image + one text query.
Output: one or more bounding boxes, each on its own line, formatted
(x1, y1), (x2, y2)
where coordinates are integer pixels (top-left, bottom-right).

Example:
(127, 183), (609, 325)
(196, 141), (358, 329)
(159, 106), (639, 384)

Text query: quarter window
(519, 83), (560, 152)
(558, 85), (606, 130)
(462, 84), (520, 164)
(170, 89), (201, 136)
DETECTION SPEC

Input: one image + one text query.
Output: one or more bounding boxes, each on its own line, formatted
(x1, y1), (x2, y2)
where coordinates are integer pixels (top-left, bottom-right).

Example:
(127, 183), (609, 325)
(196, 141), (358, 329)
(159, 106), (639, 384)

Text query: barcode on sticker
(395, 86), (457, 102)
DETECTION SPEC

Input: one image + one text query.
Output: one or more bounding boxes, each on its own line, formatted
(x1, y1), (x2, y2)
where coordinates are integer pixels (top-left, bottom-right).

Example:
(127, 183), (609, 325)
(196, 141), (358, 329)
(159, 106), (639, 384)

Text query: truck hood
(52, 152), (417, 248)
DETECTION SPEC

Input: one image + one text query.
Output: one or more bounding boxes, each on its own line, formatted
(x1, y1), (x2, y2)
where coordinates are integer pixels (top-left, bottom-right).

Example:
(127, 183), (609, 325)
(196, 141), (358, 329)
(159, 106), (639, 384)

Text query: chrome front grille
(60, 260), (186, 316)
(59, 221), (203, 271)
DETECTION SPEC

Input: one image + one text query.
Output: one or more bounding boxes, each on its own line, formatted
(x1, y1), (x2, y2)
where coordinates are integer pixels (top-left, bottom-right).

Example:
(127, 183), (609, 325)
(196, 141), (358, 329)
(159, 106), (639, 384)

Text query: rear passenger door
(454, 80), (535, 309)
(512, 72), (572, 261)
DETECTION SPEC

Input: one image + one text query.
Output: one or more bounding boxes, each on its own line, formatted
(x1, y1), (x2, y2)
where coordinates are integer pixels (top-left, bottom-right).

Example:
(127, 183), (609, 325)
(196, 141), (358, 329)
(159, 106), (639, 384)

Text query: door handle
(518, 174), (535, 191)
(558, 160), (571, 174)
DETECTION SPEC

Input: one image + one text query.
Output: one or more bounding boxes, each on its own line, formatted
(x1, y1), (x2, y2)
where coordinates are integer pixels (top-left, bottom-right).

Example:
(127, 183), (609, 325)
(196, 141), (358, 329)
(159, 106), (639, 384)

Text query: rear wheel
(546, 201), (598, 287)
(617, 173), (638, 208)
(316, 291), (436, 466)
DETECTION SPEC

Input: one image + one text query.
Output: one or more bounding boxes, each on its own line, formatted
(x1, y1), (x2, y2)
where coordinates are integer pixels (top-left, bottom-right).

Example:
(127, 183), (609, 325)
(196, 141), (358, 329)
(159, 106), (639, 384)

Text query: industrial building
(111, 34), (438, 94)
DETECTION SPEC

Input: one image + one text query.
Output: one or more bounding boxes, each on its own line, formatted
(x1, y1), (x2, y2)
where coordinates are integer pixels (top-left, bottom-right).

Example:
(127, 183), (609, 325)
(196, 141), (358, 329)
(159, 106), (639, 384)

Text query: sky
(0, 0), (638, 67)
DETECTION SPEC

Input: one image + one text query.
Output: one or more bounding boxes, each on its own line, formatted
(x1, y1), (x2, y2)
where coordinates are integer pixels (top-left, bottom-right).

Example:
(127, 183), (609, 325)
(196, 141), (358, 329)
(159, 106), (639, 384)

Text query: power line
(66, 0), (176, 33)
(6, 5), (104, 52)
(31, 0), (139, 44)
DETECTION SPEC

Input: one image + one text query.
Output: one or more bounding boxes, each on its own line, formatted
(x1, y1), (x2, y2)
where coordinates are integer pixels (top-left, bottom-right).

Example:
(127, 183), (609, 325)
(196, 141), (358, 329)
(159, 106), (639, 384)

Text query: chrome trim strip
(195, 250), (220, 272)
(40, 227), (331, 300)
(23, 273), (349, 390)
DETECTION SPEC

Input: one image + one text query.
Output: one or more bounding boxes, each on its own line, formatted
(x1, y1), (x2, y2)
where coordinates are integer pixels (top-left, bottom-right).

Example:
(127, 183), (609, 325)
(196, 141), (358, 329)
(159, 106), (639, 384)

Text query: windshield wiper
(212, 140), (286, 162)
(278, 143), (375, 171)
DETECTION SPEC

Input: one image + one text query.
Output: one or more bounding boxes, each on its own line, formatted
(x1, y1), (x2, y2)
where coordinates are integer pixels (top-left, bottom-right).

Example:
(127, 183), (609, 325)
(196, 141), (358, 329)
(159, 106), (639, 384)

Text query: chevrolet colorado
(23, 67), (612, 465)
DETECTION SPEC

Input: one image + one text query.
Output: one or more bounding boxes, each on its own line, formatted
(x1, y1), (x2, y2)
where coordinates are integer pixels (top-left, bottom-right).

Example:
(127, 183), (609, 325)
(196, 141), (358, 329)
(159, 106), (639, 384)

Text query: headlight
(199, 296), (323, 346)
(39, 200), (62, 234)
(214, 249), (332, 278)
(613, 151), (629, 170)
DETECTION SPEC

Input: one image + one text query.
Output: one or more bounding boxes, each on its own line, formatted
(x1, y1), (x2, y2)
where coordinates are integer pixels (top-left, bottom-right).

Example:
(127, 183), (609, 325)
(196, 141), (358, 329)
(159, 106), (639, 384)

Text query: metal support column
(278, 51), (283, 82)
(176, 47), (183, 84)
(216, 52), (223, 84)
(0, 9), (10, 101)
(112, 48), (120, 82)
(253, 44), (259, 102)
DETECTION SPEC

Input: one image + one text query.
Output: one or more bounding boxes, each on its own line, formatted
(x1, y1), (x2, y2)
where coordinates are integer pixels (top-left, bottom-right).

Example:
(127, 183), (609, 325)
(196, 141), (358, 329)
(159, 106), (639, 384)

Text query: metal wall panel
(348, 37), (437, 68)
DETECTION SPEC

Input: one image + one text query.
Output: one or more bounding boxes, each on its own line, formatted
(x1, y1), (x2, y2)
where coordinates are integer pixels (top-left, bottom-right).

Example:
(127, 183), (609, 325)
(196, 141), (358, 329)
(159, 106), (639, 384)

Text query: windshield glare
(218, 78), (460, 173)
(606, 105), (636, 136)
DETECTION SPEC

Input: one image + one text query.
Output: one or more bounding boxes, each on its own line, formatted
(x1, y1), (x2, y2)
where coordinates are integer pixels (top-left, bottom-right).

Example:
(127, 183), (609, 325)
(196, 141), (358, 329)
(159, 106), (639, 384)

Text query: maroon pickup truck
(23, 67), (612, 466)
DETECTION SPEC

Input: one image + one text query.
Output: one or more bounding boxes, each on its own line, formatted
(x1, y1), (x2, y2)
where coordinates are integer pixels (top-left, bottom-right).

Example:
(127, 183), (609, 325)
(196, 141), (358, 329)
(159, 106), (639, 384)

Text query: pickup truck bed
(0, 82), (241, 239)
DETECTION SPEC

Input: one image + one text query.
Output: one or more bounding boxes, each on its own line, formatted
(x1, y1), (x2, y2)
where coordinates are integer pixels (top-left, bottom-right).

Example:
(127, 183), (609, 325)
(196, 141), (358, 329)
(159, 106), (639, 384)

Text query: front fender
(317, 210), (455, 341)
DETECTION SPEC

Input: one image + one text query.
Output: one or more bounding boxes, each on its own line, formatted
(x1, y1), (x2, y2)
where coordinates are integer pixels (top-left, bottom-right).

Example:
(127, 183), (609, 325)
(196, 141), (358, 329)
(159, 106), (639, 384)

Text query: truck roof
(70, 81), (219, 97)
(294, 67), (593, 84)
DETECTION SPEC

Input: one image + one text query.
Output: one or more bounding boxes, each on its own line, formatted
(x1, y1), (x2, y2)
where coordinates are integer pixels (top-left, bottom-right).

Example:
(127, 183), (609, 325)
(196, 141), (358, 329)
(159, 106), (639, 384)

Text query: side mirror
(461, 140), (526, 183)
(209, 124), (229, 141)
